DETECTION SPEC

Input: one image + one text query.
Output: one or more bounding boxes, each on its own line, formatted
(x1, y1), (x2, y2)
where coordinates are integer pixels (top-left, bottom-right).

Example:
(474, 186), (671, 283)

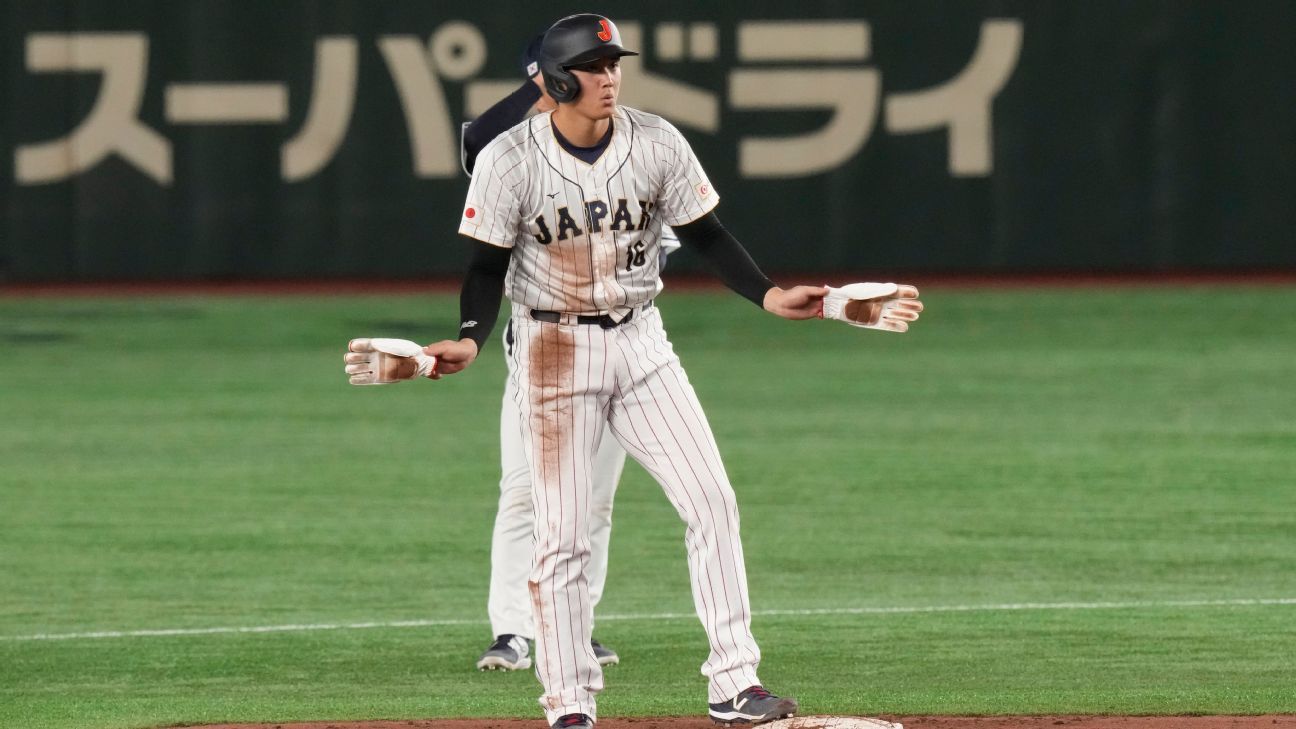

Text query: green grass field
(2, 286), (1294, 729)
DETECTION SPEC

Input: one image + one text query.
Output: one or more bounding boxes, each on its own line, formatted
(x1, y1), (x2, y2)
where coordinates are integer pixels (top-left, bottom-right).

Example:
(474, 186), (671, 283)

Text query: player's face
(568, 56), (621, 119)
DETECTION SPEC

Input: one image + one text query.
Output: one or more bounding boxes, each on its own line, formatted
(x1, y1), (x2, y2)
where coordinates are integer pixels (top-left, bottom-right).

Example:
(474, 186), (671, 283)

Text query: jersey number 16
(626, 241), (647, 271)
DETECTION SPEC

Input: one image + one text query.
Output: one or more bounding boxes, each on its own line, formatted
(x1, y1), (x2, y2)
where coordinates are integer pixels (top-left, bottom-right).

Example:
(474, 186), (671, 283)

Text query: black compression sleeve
(457, 239), (512, 351)
(462, 80), (542, 174)
(673, 212), (776, 308)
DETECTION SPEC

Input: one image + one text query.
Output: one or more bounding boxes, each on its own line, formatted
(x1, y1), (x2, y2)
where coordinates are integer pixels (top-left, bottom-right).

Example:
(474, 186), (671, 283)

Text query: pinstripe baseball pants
(508, 303), (763, 724)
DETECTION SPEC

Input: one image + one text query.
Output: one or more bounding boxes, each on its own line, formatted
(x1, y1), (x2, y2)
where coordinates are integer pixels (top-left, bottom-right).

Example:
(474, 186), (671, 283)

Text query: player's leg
(587, 429), (627, 666)
(513, 315), (610, 724)
(605, 308), (769, 707)
(478, 340), (537, 671)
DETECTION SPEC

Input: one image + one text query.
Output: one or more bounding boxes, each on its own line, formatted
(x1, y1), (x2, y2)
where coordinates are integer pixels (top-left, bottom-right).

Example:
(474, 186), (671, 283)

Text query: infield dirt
(185, 715), (1296, 729)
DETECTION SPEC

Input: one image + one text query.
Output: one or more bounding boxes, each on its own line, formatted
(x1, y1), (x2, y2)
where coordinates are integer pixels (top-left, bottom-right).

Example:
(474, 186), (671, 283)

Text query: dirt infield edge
(178, 714), (1296, 729)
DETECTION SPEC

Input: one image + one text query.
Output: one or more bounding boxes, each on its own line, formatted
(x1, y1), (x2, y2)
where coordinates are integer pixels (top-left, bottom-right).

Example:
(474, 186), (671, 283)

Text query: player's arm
(462, 80), (543, 175)
(421, 239), (512, 376)
(462, 32), (552, 173)
(672, 211), (827, 320)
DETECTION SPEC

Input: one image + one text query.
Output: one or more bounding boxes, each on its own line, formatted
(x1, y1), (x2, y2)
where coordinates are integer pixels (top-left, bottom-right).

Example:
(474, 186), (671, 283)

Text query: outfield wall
(2, 1), (1293, 281)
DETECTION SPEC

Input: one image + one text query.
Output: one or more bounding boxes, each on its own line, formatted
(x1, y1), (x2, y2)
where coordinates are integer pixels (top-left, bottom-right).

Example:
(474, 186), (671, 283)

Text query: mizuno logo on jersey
(532, 198), (655, 245)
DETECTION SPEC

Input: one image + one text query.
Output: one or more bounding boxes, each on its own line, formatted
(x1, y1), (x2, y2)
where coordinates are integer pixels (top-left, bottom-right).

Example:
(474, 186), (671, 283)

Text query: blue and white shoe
(591, 638), (619, 666)
(475, 634), (531, 671)
(708, 685), (798, 725)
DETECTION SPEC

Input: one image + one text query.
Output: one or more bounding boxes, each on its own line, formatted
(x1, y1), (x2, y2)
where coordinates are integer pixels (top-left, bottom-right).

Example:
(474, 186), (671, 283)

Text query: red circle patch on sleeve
(465, 207), (476, 219)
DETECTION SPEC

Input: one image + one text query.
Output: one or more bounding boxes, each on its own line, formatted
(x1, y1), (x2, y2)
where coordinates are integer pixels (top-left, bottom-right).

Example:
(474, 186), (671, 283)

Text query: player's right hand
(344, 338), (438, 385)
(421, 338), (479, 378)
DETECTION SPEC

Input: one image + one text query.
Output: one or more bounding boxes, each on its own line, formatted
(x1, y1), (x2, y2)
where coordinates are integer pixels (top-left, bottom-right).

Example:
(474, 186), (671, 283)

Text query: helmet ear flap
(543, 68), (579, 103)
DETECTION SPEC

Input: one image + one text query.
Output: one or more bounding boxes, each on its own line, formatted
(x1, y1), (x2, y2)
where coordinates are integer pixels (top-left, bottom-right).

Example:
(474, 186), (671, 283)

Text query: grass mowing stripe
(7, 596), (1294, 642)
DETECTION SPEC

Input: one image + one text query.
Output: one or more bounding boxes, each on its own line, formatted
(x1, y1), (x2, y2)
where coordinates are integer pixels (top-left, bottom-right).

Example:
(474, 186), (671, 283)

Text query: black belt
(530, 301), (652, 329)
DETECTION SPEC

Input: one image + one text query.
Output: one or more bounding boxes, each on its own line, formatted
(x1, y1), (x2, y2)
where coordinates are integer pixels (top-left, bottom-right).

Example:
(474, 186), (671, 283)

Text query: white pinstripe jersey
(458, 106), (718, 316)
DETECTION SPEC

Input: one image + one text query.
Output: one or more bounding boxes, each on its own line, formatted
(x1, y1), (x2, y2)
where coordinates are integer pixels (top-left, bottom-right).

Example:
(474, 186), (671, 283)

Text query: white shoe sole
(710, 700), (798, 725)
(710, 714), (795, 726)
(476, 656), (531, 671)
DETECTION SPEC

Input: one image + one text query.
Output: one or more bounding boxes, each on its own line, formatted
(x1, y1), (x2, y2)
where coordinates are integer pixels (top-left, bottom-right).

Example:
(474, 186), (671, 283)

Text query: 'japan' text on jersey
(459, 106), (718, 316)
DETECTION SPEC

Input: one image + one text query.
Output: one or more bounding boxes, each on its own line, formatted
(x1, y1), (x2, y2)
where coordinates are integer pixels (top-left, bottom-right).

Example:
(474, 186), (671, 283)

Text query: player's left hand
(821, 282), (924, 333)
(344, 338), (439, 385)
(763, 285), (829, 320)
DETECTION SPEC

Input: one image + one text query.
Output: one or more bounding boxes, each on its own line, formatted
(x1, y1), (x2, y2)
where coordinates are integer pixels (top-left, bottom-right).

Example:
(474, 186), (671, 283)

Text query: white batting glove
(343, 338), (438, 385)
(821, 282), (924, 333)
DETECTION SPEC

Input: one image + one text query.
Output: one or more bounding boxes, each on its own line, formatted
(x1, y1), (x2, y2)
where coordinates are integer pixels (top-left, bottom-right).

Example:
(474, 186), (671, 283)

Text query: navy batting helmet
(539, 14), (638, 103)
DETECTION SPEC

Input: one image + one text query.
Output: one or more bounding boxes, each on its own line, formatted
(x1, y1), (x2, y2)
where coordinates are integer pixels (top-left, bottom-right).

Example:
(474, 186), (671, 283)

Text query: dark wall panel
(2, 1), (1293, 280)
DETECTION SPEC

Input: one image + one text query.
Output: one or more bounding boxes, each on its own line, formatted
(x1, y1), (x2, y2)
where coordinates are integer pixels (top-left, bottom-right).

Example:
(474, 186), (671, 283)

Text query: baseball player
(345, 13), (922, 728)
(461, 35), (678, 672)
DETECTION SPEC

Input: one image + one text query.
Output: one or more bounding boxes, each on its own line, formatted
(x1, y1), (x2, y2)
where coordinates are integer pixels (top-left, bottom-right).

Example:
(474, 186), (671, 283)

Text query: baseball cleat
(475, 634), (531, 671)
(551, 713), (595, 728)
(591, 638), (619, 666)
(709, 685), (798, 726)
